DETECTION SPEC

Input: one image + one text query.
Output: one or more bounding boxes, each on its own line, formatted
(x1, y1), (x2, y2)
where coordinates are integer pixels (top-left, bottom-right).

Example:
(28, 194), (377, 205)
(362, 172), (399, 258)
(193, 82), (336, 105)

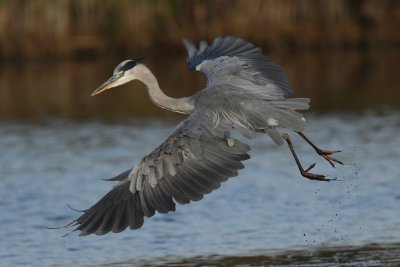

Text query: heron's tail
(269, 98), (310, 130)
(238, 97), (309, 145)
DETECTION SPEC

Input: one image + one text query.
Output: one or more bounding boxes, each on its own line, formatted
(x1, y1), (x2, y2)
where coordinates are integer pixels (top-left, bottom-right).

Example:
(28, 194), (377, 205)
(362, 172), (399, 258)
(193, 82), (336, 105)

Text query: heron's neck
(135, 65), (194, 114)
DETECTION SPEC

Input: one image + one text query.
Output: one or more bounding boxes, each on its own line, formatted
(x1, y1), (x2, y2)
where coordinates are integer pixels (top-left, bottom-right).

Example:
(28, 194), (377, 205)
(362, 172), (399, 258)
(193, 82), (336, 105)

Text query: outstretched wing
(183, 36), (292, 97)
(69, 111), (250, 236)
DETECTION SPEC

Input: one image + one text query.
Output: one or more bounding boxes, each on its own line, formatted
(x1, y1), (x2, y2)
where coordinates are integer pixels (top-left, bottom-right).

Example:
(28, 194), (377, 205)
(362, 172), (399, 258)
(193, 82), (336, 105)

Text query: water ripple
(0, 111), (399, 266)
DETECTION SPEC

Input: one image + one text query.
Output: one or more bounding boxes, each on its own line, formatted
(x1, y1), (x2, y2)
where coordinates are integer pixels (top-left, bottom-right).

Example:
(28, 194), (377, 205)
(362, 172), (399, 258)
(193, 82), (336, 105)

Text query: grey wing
(69, 111), (250, 236)
(183, 36), (292, 97)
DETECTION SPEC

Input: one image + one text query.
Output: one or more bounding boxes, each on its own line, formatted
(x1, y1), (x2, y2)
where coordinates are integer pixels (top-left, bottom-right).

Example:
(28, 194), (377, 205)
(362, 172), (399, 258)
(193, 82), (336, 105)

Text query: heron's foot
(316, 149), (343, 167)
(300, 169), (336, 182)
(304, 163), (316, 172)
(302, 163), (336, 181)
(296, 132), (344, 168)
(282, 133), (337, 182)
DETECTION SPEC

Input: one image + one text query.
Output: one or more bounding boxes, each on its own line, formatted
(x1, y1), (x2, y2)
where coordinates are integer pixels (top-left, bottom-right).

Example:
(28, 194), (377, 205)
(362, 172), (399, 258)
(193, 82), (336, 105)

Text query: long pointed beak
(91, 75), (121, 96)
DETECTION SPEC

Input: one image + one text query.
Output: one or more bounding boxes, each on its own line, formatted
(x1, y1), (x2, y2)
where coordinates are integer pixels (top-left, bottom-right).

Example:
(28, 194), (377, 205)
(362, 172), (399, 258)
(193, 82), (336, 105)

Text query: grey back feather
(183, 36), (292, 97)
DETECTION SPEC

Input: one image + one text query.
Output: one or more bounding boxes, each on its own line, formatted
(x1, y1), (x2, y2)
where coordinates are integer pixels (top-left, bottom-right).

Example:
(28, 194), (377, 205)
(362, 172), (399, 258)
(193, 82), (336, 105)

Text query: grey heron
(66, 36), (342, 236)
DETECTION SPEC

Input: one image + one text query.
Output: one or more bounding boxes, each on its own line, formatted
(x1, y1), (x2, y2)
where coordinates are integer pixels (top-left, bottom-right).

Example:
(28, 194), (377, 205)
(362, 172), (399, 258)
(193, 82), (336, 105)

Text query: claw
(302, 162), (337, 181)
(283, 133), (338, 182)
(317, 149), (343, 167)
(300, 171), (336, 182)
(305, 163), (316, 172)
(296, 132), (344, 168)
(320, 150), (341, 155)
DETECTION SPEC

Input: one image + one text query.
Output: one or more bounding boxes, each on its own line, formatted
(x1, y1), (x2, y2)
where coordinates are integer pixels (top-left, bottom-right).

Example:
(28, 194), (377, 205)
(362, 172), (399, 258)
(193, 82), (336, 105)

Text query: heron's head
(91, 59), (144, 96)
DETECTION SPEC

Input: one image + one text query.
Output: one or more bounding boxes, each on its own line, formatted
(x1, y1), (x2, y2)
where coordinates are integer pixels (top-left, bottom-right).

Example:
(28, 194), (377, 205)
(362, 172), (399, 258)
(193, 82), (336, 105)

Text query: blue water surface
(0, 111), (399, 266)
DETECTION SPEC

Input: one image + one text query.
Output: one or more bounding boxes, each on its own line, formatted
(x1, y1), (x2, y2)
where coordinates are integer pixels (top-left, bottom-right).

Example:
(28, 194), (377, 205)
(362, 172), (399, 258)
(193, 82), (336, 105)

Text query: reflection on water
(0, 48), (399, 120)
(0, 111), (399, 266)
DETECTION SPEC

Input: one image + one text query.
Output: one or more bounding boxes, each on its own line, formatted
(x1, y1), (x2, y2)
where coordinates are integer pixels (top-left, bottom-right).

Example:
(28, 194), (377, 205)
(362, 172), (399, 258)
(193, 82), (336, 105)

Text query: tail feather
(240, 98), (309, 144)
(273, 98), (310, 110)
(265, 128), (284, 145)
(274, 108), (306, 132)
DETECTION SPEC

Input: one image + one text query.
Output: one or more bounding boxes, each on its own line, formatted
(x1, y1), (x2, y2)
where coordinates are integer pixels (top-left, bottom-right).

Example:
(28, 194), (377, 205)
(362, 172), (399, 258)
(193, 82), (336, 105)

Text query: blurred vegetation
(0, 0), (399, 60)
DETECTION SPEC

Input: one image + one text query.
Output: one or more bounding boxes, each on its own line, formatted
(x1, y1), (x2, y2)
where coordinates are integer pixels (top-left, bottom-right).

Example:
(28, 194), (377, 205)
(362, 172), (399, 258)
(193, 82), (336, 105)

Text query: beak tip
(90, 87), (106, 96)
(91, 74), (119, 96)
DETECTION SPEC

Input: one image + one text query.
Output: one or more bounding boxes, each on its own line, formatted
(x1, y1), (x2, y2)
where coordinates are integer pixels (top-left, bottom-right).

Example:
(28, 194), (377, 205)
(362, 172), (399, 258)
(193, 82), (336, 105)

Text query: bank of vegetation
(0, 0), (398, 60)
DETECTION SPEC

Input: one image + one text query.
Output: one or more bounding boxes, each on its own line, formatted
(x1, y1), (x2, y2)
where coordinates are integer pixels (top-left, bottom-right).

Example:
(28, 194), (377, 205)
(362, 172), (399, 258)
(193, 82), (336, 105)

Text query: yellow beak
(91, 75), (121, 96)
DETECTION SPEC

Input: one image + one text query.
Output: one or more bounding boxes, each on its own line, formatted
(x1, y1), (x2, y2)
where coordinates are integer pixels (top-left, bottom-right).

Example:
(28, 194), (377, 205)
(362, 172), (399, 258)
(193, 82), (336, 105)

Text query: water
(1, 48), (400, 120)
(1, 110), (400, 266)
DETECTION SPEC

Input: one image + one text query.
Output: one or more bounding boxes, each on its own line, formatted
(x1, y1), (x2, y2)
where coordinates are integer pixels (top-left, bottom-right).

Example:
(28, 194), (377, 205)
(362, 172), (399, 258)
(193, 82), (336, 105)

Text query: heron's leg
(296, 131), (343, 167)
(282, 133), (334, 181)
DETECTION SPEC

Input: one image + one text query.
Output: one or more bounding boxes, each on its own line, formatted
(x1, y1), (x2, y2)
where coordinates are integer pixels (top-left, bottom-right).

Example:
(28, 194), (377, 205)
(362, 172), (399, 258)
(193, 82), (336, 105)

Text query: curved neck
(135, 64), (194, 114)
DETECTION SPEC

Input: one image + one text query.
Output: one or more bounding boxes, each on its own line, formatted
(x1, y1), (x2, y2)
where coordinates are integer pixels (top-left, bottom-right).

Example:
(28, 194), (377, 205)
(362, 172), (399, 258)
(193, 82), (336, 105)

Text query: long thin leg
(296, 131), (343, 167)
(282, 133), (334, 181)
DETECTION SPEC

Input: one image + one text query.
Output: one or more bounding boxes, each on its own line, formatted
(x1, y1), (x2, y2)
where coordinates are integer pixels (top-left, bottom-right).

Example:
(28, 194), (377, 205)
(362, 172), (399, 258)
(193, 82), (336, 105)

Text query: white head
(91, 59), (144, 96)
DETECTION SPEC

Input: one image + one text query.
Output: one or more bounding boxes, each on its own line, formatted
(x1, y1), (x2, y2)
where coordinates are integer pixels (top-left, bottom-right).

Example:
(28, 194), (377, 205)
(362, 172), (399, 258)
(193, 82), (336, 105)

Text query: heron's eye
(119, 60), (137, 72)
(113, 60), (137, 75)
